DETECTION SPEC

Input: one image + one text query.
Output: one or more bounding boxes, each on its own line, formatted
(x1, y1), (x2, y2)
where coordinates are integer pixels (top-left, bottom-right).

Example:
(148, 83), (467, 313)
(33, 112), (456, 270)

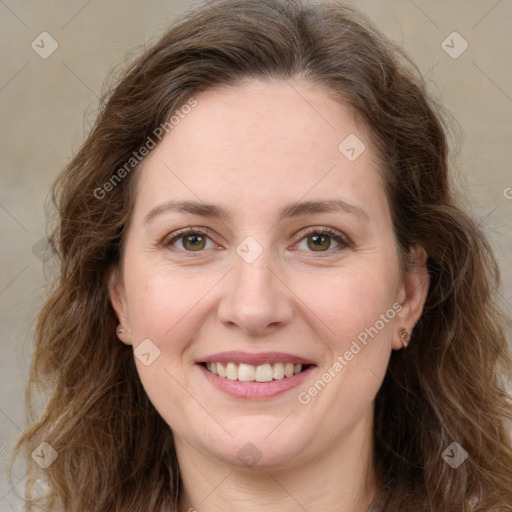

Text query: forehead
(132, 79), (388, 223)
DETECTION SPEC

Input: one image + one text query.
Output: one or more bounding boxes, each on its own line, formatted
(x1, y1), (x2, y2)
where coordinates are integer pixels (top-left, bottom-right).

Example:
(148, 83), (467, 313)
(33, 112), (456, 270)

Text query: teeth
(226, 362), (238, 380)
(205, 361), (305, 381)
(255, 363), (273, 382)
(238, 363), (255, 381)
(273, 363), (285, 380)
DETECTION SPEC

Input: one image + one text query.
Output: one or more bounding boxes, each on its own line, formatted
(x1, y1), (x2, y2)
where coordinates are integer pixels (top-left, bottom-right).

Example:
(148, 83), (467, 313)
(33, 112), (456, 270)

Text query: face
(109, 79), (428, 471)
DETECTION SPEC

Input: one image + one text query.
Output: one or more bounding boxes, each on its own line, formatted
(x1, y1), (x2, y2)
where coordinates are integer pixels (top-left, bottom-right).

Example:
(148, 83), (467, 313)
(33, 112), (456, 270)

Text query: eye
(162, 227), (218, 254)
(162, 226), (351, 256)
(293, 227), (351, 254)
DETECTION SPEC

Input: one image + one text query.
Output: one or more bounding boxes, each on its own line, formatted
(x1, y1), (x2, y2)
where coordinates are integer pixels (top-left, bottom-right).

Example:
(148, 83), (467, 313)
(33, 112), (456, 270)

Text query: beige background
(1, 1), (511, 509)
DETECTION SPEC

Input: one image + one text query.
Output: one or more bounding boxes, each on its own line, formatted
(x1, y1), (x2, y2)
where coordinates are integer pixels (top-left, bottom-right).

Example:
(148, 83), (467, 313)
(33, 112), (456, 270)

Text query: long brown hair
(9, 0), (512, 510)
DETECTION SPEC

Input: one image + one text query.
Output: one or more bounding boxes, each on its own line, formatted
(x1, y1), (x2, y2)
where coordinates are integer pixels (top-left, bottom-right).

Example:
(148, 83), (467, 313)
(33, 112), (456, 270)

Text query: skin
(109, 79), (429, 512)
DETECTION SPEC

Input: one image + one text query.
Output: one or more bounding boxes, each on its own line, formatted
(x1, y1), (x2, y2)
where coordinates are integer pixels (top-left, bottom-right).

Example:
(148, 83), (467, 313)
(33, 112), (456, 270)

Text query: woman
(9, 0), (512, 510)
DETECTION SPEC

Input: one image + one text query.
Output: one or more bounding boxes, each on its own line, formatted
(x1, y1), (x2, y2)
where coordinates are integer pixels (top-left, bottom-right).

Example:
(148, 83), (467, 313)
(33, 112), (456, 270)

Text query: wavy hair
(9, 0), (512, 510)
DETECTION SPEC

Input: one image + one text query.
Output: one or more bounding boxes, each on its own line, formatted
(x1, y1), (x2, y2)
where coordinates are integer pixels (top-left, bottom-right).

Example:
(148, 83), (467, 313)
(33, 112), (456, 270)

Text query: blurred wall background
(1, 1), (511, 509)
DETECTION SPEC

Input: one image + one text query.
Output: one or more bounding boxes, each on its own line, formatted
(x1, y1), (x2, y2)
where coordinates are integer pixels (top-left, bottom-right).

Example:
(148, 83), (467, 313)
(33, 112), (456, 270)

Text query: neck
(175, 410), (378, 512)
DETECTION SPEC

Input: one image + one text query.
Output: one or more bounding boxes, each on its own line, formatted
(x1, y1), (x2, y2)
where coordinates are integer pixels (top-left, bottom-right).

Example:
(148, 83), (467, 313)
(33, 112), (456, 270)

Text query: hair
(9, 0), (512, 510)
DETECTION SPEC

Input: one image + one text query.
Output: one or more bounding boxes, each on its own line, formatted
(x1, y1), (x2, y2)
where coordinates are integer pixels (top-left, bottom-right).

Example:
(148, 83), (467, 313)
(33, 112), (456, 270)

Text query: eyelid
(161, 226), (220, 247)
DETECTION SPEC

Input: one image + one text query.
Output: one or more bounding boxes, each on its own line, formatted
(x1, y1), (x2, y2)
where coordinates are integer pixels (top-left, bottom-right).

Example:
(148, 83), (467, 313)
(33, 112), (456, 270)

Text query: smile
(203, 361), (309, 382)
(197, 363), (316, 400)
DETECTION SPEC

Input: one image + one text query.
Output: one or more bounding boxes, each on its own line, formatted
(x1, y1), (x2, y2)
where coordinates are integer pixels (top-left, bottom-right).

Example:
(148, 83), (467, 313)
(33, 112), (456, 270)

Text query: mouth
(195, 352), (317, 400)
(199, 361), (313, 382)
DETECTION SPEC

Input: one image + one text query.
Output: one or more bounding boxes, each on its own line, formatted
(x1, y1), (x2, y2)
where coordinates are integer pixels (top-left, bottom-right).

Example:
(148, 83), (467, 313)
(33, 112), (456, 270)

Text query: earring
(399, 327), (410, 348)
(117, 327), (126, 334)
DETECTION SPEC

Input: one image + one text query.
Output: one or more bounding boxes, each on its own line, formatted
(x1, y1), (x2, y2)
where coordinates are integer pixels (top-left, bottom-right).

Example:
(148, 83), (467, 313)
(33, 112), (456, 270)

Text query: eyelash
(161, 226), (351, 257)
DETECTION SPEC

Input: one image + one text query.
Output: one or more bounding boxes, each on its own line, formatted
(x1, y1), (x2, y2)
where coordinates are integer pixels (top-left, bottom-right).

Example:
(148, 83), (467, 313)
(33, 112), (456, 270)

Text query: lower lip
(197, 364), (316, 400)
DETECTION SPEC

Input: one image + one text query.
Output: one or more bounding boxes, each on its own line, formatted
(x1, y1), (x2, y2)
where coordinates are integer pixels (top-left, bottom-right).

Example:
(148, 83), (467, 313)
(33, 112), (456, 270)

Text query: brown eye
(294, 227), (350, 254)
(180, 233), (207, 251)
(163, 228), (216, 253)
(307, 233), (332, 251)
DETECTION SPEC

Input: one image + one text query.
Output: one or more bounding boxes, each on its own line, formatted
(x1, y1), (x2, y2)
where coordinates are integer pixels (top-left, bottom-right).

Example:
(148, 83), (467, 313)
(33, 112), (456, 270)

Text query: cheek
(123, 267), (201, 427)
(123, 260), (215, 343)
(297, 266), (398, 417)
(297, 262), (400, 349)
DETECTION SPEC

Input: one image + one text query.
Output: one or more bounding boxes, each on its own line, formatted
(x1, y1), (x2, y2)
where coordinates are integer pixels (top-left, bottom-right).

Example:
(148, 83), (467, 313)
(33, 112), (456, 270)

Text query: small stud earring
(117, 327), (126, 334)
(399, 327), (410, 348)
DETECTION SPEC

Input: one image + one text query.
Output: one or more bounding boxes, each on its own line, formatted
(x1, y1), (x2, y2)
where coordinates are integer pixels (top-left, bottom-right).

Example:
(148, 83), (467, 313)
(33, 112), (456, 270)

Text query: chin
(196, 423), (315, 470)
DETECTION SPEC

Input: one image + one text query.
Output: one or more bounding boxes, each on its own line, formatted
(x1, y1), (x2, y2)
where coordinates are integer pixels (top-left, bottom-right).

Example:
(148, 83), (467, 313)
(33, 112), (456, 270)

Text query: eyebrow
(143, 198), (369, 225)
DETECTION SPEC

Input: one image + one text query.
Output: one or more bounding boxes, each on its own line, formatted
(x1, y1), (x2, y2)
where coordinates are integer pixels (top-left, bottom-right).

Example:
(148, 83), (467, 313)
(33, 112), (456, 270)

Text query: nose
(217, 251), (294, 337)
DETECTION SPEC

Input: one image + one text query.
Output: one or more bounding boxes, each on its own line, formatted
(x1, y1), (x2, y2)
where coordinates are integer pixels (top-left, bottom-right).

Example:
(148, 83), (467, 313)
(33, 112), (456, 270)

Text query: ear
(107, 265), (132, 346)
(392, 245), (430, 350)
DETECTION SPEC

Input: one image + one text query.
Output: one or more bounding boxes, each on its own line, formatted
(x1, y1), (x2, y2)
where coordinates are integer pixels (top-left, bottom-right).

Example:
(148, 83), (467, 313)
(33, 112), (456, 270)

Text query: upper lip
(197, 351), (316, 366)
